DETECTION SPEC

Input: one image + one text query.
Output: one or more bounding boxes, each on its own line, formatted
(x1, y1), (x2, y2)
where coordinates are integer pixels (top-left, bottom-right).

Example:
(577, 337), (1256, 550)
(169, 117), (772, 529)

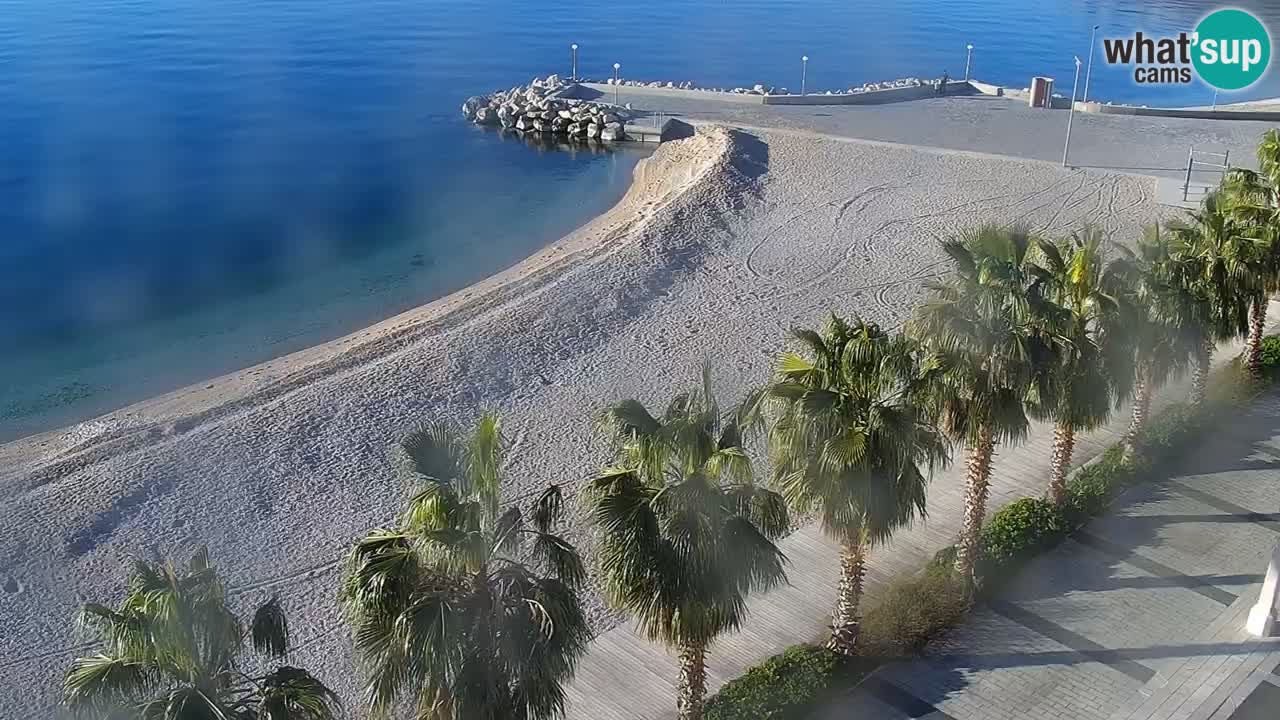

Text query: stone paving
(811, 391), (1280, 720)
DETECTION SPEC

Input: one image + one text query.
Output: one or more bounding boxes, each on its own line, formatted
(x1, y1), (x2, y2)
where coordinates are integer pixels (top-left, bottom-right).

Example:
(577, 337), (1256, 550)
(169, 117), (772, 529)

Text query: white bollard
(1246, 542), (1280, 637)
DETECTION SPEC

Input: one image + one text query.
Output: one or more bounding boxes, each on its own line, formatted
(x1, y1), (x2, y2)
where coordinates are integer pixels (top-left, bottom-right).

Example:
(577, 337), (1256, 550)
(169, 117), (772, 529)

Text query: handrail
(1182, 147), (1232, 201)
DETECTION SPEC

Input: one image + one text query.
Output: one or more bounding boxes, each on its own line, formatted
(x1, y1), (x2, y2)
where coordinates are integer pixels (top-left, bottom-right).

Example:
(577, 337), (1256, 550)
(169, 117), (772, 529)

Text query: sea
(2, 0), (1278, 442)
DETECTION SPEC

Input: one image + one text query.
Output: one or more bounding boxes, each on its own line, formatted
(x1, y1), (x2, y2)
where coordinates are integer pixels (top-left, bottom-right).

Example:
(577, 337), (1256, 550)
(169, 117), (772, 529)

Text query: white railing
(1182, 148), (1232, 201)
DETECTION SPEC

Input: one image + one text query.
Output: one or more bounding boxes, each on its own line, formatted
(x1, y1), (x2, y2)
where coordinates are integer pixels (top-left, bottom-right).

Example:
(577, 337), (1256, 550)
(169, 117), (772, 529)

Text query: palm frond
(392, 422), (464, 487)
(64, 655), (155, 710)
(251, 597), (290, 659)
(256, 666), (340, 720)
(464, 413), (504, 517)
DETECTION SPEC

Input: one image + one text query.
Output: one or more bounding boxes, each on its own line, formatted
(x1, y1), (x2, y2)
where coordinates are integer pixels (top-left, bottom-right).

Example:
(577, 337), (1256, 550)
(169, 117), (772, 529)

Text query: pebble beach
(0, 115), (1179, 713)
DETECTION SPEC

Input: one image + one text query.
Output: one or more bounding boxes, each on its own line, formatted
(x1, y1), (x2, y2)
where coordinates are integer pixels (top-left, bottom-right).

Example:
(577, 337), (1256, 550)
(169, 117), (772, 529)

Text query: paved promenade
(603, 87), (1274, 180)
(812, 392), (1280, 720)
(562, 309), (1280, 720)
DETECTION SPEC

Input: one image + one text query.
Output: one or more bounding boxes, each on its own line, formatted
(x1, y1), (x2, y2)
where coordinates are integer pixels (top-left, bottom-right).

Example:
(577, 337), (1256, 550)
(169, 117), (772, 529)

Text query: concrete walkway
(603, 89), (1272, 181)
(812, 389), (1280, 720)
(559, 325), (1279, 716)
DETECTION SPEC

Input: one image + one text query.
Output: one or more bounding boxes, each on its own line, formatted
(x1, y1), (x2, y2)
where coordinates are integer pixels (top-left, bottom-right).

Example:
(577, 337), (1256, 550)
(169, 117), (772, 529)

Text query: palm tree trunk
(677, 641), (708, 720)
(1126, 362), (1152, 447)
(1047, 421), (1076, 505)
(827, 536), (867, 656)
(1190, 338), (1212, 406)
(1246, 298), (1267, 378)
(954, 423), (996, 584)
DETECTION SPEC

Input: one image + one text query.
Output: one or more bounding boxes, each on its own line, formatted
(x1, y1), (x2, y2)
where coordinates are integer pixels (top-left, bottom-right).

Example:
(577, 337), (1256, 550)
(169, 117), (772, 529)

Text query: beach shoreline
(0, 120), (1175, 715)
(0, 127), (736, 489)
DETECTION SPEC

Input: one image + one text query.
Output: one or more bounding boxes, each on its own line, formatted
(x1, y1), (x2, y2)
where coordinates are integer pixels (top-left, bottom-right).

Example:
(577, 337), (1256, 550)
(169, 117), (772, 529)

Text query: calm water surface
(2, 0), (1277, 440)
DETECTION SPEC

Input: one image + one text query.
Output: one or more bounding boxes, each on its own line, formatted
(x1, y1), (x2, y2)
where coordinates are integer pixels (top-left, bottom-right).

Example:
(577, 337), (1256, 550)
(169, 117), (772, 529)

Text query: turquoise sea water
(3, 0), (1278, 441)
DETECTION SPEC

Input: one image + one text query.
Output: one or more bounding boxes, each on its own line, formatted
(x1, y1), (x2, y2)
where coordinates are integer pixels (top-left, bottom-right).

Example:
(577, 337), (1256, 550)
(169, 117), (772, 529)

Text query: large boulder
(587, 123), (601, 139)
(601, 122), (624, 141)
(515, 115), (531, 131)
(602, 113), (619, 124)
(558, 109), (573, 120)
(475, 107), (495, 125)
(540, 110), (556, 121)
(546, 73), (561, 87)
(461, 96), (487, 120)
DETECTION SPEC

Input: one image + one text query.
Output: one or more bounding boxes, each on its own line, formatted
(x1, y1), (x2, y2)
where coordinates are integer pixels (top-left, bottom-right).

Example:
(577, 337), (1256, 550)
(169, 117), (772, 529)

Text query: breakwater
(599, 75), (928, 97)
(463, 74), (633, 141)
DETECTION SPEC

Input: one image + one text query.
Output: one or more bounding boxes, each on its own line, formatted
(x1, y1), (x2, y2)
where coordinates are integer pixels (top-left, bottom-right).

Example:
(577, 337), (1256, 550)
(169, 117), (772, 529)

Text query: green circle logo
(1193, 8), (1271, 90)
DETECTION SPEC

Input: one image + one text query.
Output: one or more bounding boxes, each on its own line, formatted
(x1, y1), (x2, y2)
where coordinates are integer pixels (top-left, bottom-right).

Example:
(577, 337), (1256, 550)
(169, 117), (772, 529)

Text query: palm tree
(64, 547), (339, 720)
(1221, 182), (1277, 376)
(589, 368), (788, 720)
(1109, 228), (1197, 444)
(341, 415), (590, 720)
(1169, 191), (1253, 400)
(906, 225), (1059, 583)
(759, 315), (947, 655)
(1026, 230), (1132, 503)
(1221, 143), (1280, 377)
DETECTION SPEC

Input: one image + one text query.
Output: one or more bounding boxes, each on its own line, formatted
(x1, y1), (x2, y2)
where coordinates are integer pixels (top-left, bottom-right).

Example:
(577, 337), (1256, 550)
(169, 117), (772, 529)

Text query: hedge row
(703, 340), (1277, 720)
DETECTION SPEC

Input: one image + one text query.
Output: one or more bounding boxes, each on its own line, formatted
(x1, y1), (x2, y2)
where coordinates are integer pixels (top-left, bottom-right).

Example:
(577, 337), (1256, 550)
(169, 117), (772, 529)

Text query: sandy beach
(0, 121), (1173, 714)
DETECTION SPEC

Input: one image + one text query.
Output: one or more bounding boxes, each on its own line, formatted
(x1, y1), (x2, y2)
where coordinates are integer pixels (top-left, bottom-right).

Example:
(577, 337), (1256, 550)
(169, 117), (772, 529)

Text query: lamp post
(1083, 24), (1100, 102)
(1062, 55), (1082, 167)
(964, 44), (974, 81)
(1212, 88), (1220, 110)
(571, 44), (578, 82)
(613, 62), (620, 104)
(801, 55), (809, 95)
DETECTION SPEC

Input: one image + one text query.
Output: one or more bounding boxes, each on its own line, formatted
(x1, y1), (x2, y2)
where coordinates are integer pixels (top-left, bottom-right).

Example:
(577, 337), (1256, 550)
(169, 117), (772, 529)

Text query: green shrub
(1135, 402), (1202, 462)
(704, 645), (848, 720)
(1261, 335), (1280, 374)
(1063, 446), (1147, 524)
(979, 498), (1067, 579)
(705, 563), (971, 719)
(1065, 465), (1114, 522)
(929, 544), (958, 574)
(858, 564), (970, 658)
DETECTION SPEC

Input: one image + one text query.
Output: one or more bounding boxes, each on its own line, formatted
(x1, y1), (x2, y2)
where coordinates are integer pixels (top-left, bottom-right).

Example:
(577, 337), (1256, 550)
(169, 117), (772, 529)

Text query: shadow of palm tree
(818, 388), (1280, 718)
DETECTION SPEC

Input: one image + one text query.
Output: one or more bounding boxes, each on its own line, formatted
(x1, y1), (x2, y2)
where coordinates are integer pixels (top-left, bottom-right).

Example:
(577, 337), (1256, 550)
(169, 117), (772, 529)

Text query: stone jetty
(462, 74), (630, 142)
(601, 75), (926, 96)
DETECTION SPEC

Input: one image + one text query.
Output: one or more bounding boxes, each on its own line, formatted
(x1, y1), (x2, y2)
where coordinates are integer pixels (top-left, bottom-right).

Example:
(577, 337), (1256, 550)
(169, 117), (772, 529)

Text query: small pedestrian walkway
(811, 390), (1280, 720)
(561, 306), (1280, 720)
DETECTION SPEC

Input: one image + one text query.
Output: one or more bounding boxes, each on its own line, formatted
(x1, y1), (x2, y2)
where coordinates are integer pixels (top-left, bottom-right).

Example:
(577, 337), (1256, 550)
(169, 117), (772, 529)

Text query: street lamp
(613, 62), (621, 104)
(1083, 24), (1100, 103)
(801, 55), (809, 95)
(964, 44), (974, 81)
(571, 44), (578, 82)
(1212, 87), (1220, 110)
(1063, 55), (1083, 167)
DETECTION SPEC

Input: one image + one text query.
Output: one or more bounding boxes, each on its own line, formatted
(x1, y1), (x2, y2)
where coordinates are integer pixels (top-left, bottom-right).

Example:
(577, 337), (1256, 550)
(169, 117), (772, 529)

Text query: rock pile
(462, 74), (629, 142)
(846, 77), (923, 94)
(593, 75), (926, 97)
(606, 78), (699, 90)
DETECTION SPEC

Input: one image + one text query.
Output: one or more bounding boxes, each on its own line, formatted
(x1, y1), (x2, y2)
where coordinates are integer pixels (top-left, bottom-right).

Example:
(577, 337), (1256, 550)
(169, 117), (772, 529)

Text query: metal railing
(1182, 148), (1232, 201)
